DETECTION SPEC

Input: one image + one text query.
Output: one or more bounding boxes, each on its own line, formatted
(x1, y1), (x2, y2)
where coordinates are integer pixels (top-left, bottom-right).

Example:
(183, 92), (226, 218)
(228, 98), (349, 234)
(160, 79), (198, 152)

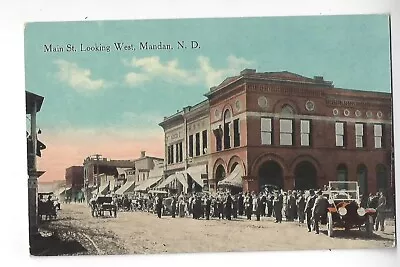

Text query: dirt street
(39, 203), (396, 255)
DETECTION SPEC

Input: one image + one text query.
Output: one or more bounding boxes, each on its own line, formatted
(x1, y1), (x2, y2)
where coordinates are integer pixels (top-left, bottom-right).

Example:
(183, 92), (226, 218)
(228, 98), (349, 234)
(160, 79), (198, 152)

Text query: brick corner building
(160, 69), (393, 200)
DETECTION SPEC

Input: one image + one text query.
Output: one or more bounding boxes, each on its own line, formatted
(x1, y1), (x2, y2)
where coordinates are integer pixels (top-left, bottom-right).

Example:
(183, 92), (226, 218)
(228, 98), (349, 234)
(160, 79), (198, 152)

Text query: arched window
(281, 104), (295, 115)
(280, 105), (294, 146)
(336, 164), (348, 181)
(376, 164), (388, 193)
(357, 164), (368, 195)
(337, 164), (348, 190)
(223, 109), (232, 149)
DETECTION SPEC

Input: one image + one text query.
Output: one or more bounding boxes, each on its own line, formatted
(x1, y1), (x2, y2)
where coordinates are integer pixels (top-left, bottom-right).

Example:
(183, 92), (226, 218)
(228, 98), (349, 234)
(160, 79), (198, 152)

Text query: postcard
(24, 14), (395, 256)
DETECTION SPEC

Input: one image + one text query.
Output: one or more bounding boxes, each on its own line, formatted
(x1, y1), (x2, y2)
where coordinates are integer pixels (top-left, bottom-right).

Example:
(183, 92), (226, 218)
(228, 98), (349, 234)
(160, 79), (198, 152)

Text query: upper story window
(202, 130), (208, 154)
(280, 119), (293, 146)
(195, 132), (200, 156)
(215, 126), (222, 152)
(300, 120), (311, 146)
(233, 119), (240, 147)
(355, 123), (365, 148)
(261, 117), (272, 145)
(374, 124), (384, 148)
(223, 109), (232, 149)
(188, 135), (194, 157)
(281, 104), (295, 116)
(335, 122), (345, 147)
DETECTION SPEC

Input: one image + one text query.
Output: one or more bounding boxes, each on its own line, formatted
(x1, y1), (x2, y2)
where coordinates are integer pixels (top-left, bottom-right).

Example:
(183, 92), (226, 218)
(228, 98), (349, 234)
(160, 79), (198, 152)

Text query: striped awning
(186, 165), (207, 187)
(157, 173), (187, 189)
(134, 176), (163, 192)
(115, 180), (135, 195)
(218, 165), (243, 188)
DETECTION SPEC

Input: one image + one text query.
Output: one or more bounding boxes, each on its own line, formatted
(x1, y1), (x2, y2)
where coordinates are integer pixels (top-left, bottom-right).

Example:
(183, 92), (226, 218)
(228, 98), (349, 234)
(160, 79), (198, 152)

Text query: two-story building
(159, 69), (393, 199)
(157, 101), (210, 194)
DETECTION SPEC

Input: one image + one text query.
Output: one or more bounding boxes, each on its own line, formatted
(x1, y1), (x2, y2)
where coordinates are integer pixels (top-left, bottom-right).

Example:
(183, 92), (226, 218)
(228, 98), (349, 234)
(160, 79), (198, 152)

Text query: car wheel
(365, 215), (374, 237)
(327, 212), (334, 237)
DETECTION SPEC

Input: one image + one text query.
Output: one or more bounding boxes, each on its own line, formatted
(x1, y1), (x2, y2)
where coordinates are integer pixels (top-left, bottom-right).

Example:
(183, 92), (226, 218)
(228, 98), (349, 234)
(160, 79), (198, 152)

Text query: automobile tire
(327, 212), (334, 237)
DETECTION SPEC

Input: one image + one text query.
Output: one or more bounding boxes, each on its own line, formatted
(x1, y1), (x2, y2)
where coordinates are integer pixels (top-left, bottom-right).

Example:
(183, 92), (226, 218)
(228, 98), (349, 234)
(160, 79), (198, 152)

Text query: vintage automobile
(38, 192), (58, 221)
(321, 181), (375, 237)
(91, 196), (118, 218)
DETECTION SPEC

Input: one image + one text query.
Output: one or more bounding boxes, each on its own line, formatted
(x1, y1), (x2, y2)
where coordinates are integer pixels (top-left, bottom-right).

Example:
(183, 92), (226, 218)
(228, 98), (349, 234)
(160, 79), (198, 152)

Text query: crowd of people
(110, 187), (388, 235)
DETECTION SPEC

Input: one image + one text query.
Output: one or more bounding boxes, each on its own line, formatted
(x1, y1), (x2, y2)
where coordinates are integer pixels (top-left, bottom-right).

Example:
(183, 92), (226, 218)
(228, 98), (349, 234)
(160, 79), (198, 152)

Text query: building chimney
(141, 151), (146, 158)
(240, 69), (256, 75)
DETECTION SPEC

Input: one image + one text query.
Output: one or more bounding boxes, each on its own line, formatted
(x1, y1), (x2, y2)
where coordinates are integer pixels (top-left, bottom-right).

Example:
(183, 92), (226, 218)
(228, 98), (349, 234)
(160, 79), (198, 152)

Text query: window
(195, 132), (200, 156)
(261, 118), (272, 145)
(171, 145), (174, 163)
(223, 110), (232, 150)
(189, 135), (194, 157)
(175, 143), (179, 162)
(374, 124), (384, 148)
(336, 164), (348, 189)
(233, 119), (240, 147)
(335, 122), (345, 147)
(216, 127), (222, 152)
(167, 145), (172, 164)
(202, 130), (207, 154)
(179, 142), (183, 162)
(300, 120), (311, 146)
(280, 119), (293, 146)
(355, 123), (365, 148)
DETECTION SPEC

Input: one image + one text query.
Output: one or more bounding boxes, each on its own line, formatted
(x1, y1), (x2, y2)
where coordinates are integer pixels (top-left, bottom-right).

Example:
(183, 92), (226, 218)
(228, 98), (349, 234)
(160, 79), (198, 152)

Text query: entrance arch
(215, 165), (226, 188)
(294, 161), (317, 190)
(357, 164), (368, 195)
(258, 161), (284, 190)
(376, 164), (388, 193)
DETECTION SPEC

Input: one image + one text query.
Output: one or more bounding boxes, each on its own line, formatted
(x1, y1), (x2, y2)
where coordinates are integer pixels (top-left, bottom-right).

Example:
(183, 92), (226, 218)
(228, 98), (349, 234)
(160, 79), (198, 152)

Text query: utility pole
(94, 154), (101, 194)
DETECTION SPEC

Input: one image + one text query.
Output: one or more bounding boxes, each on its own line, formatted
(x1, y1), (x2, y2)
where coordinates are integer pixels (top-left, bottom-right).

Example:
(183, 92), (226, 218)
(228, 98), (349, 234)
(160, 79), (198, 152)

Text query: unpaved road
(40, 203), (396, 255)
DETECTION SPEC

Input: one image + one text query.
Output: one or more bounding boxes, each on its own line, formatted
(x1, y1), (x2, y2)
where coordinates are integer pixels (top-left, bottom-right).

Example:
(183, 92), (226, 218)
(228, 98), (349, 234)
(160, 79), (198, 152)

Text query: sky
(24, 15), (391, 183)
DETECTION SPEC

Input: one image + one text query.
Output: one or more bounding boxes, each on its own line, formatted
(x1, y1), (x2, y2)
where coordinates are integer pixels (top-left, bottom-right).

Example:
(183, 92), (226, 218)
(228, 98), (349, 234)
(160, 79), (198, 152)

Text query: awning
(218, 165), (243, 188)
(116, 167), (130, 175)
(134, 176), (163, 192)
(157, 173), (187, 189)
(56, 187), (71, 195)
(91, 184), (110, 195)
(115, 180), (135, 195)
(186, 165), (207, 187)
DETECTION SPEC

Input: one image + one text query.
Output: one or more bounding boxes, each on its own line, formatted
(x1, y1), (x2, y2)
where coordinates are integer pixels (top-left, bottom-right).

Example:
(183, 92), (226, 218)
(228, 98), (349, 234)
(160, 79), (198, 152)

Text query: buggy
(321, 181), (375, 237)
(38, 192), (58, 221)
(91, 196), (117, 218)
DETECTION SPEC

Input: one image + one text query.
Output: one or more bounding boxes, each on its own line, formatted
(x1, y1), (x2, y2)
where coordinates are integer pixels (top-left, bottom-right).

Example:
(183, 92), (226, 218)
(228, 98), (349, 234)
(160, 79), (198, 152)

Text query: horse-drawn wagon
(90, 196), (118, 218)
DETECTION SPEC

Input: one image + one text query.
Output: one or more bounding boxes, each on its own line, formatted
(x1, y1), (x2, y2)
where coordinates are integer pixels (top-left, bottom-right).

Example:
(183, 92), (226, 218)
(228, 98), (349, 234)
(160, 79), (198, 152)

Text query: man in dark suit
(273, 191), (283, 223)
(225, 193), (233, 220)
(304, 189), (317, 232)
(261, 193), (267, 217)
(256, 194), (262, 221)
(312, 190), (329, 234)
(171, 196), (177, 218)
(155, 194), (163, 218)
(238, 192), (244, 216)
(205, 195), (212, 220)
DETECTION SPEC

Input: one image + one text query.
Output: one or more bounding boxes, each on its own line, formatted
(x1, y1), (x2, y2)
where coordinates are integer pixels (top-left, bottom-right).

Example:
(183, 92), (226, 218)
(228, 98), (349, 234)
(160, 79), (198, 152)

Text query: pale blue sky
(24, 15), (391, 132)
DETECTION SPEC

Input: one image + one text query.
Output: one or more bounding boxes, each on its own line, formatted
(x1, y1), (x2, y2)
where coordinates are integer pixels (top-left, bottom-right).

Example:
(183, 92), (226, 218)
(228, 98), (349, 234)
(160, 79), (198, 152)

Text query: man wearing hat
(312, 189), (329, 234)
(304, 189), (317, 232)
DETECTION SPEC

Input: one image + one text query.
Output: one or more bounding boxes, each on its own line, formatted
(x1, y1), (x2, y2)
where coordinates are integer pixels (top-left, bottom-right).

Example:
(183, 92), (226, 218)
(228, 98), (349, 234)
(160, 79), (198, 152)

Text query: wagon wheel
(327, 212), (334, 237)
(365, 215), (374, 237)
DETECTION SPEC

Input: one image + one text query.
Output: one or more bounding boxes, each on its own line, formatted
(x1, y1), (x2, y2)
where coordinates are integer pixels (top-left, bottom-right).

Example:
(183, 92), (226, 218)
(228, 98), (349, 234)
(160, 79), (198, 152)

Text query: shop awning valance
(115, 180), (135, 195)
(218, 165), (243, 188)
(134, 176), (163, 192)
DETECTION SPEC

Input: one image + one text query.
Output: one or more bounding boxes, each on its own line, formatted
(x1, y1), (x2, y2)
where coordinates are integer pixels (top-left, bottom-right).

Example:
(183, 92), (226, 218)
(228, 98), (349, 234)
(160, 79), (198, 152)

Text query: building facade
(158, 101), (210, 193)
(160, 69), (393, 199)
